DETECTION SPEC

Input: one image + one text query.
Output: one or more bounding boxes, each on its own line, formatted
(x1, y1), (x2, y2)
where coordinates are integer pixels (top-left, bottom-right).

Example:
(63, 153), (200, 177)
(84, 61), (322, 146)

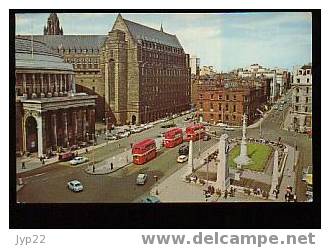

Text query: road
(17, 114), (218, 203)
(17, 91), (312, 202)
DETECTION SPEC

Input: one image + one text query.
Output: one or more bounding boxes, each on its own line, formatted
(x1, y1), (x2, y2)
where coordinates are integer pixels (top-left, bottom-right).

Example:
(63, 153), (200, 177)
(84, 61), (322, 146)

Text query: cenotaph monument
(234, 113), (251, 168)
(215, 134), (230, 191)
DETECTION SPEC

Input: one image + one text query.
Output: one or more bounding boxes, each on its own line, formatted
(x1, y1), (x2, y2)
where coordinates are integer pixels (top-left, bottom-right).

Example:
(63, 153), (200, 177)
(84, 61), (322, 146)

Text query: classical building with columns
(15, 37), (97, 157)
(21, 13), (191, 126)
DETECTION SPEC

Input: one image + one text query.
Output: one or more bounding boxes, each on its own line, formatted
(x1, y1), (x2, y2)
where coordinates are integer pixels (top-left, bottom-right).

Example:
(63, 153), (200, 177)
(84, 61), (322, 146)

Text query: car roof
(179, 155), (186, 158)
(137, 173), (146, 177)
(70, 180), (81, 184)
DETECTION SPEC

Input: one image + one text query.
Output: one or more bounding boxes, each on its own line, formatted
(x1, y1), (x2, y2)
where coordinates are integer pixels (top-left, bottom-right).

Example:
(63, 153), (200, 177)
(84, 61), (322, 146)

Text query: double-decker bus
(164, 128), (183, 148)
(132, 138), (157, 165)
(185, 124), (205, 142)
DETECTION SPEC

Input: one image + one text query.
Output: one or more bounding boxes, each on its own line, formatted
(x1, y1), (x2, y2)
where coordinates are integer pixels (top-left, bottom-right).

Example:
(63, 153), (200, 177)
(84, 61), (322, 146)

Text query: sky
(15, 12), (312, 72)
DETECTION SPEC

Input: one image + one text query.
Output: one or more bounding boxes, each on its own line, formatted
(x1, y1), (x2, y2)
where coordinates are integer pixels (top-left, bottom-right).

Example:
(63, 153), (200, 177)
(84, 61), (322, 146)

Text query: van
(178, 144), (189, 156)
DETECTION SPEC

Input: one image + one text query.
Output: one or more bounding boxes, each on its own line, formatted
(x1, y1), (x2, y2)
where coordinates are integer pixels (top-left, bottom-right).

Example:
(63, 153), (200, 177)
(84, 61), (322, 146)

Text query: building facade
(25, 13), (191, 126)
(189, 56), (200, 76)
(290, 64), (312, 132)
(195, 78), (268, 126)
(15, 37), (96, 157)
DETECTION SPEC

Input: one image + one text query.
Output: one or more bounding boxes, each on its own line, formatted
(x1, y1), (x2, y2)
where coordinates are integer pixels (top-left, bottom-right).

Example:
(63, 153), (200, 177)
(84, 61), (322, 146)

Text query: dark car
(179, 144), (189, 156)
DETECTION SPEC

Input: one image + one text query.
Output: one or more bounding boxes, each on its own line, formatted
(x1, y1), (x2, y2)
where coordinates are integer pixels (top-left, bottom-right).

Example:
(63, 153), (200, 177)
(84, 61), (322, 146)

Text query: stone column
(216, 134), (230, 192)
(83, 110), (87, 140)
(52, 113), (57, 147)
(63, 112), (68, 147)
(36, 113), (46, 157)
(187, 140), (194, 174)
(270, 150), (279, 196)
(47, 74), (52, 97)
(22, 73), (27, 98)
(72, 111), (77, 144)
(63, 74), (67, 95)
(40, 74), (45, 98)
(59, 74), (63, 96)
(54, 74), (58, 96)
(31, 74), (37, 98)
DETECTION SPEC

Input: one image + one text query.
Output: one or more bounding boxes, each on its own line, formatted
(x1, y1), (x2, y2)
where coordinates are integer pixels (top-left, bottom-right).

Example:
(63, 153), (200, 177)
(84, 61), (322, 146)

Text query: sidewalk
(16, 139), (118, 174)
(85, 149), (133, 175)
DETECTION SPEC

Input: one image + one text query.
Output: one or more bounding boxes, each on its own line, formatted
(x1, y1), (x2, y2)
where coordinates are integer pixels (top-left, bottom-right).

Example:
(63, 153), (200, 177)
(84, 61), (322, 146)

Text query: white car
(224, 127), (235, 131)
(70, 156), (89, 165)
(136, 173), (148, 185)
(177, 155), (188, 163)
(216, 122), (228, 127)
(117, 131), (130, 138)
(67, 180), (83, 192)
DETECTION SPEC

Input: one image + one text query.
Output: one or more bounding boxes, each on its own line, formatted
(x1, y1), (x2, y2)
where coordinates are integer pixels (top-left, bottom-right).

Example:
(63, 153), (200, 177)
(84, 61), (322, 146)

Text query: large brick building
(194, 77), (268, 126)
(15, 37), (97, 157)
(24, 13), (191, 126)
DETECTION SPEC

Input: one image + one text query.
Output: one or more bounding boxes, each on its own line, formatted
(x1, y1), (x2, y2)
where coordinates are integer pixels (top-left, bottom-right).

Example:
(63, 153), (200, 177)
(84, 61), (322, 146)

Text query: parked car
(117, 131), (130, 138)
(70, 145), (79, 151)
(161, 121), (176, 128)
(70, 156), (89, 165)
(67, 180), (83, 192)
(58, 152), (76, 162)
(105, 134), (117, 140)
(216, 122), (228, 127)
(203, 134), (211, 141)
(177, 155), (188, 163)
(273, 105), (278, 110)
(142, 195), (160, 203)
(136, 173), (148, 185)
(224, 127), (235, 131)
(178, 144), (189, 156)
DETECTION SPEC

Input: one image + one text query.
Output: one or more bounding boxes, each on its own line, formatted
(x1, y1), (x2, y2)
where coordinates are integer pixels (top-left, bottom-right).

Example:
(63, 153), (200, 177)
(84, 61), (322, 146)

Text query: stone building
(15, 37), (96, 157)
(290, 64), (312, 132)
(194, 77), (268, 126)
(26, 13), (191, 126)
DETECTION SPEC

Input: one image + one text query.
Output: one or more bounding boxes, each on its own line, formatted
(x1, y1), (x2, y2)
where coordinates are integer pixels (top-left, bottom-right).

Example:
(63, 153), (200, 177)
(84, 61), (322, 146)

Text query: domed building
(15, 36), (97, 157)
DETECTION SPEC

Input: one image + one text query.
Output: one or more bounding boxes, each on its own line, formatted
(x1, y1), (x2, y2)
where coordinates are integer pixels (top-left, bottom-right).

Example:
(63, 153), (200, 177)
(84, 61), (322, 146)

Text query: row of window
(199, 102), (237, 112)
(295, 96), (311, 104)
(73, 64), (99, 69)
(200, 113), (239, 121)
(199, 93), (248, 101)
(294, 105), (311, 113)
(141, 41), (184, 54)
(65, 57), (100, 64)
(295, 87), (311, 94)
(141, 67), (189, 77)
(60, 48), (100, 55)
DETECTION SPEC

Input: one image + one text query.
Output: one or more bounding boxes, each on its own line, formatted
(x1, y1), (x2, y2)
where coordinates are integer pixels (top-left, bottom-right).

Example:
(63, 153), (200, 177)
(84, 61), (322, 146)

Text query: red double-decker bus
(132, 138), (157, 165)
(164, 128), (183, 148)
(185, 124), (205, 142)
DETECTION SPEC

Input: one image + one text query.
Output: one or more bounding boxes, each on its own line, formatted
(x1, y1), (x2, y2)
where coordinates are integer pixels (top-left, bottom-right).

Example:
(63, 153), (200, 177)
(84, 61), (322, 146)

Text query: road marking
(23, 172), (47, 179)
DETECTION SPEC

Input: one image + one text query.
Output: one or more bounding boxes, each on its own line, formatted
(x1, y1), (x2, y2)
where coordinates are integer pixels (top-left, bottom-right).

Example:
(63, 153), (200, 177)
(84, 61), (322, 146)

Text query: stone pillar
(36, 113), (46, 157)
(31, 74), (37, 98)
(47, 74), (52, 97)
(234, 113), (251, 167)
(52, 113), (57, 147)
(83, 110), (87, 140)
(63, 74), (67, 94)
(216, 134), (230, 192)
(270, 150), (279, 196)
(40, 74), (45, 98)
(63, 112), (68, 147)
(54, 74), (58, 97)
(73, 111), (78, 144)
(59, 74), (63, 96)
(22, 73), (27, 98)
(187, 139), (194, 173)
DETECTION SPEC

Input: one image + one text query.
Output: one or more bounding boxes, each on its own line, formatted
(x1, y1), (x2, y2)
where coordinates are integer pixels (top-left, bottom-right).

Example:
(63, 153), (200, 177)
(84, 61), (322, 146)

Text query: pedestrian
(92, 164), (95, 173)
(118, 143), (121, 148)
(224, 190), (228, 199)
(110, 162), (113, 170)
(21, 162), (25, 169)
(42, 158), (45, 165)
(85, 148), (88, 154)
(130, 143), (133, 148)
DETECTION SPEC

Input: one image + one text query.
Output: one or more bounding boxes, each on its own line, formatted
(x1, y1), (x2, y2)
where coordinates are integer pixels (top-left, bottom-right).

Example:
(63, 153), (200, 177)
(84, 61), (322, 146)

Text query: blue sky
(15, 12), (312, 72)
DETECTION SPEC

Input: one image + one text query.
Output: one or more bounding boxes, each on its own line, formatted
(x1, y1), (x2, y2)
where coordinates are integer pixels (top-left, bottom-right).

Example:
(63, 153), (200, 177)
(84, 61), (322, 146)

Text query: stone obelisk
(216, 134), (230, 191)
(234, 113), (251, 168)
(270, 149), (279, 195)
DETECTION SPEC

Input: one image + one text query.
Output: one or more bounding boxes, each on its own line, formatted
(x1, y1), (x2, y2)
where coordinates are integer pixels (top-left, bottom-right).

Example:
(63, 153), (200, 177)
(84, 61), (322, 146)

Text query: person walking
(21, 162), (25, 170)
(110, 162), (113, 170)
(92, 164), (95, 173)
